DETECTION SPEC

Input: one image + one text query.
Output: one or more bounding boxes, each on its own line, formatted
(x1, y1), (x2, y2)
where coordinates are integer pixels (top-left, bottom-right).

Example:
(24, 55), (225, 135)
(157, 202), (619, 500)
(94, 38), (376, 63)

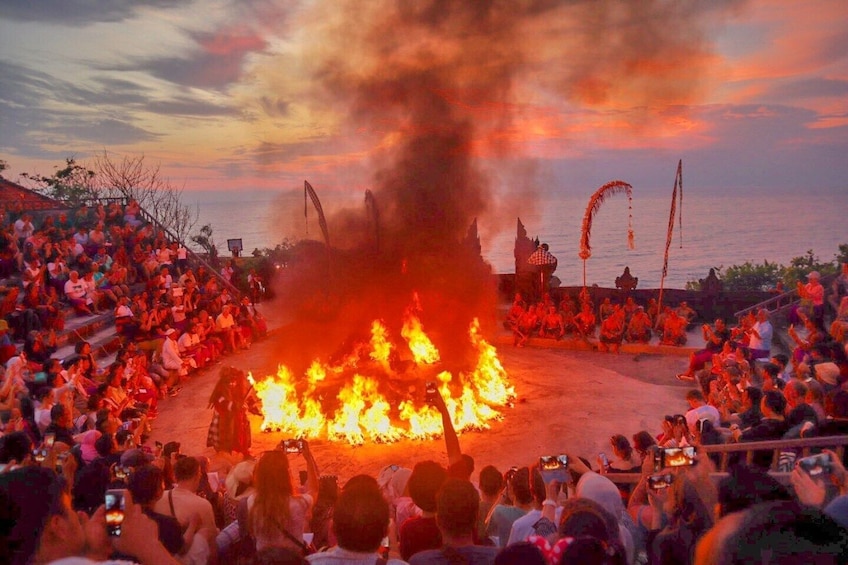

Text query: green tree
(21, 157), (98, 204)
(686, 244), (846, 291)
(782, 249), (837, 287)
(721, 260), (783, 291)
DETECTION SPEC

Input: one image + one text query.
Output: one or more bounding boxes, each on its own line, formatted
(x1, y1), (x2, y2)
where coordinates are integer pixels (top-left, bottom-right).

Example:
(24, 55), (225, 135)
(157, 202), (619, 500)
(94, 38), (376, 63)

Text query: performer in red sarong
(206, 366), (262, 457)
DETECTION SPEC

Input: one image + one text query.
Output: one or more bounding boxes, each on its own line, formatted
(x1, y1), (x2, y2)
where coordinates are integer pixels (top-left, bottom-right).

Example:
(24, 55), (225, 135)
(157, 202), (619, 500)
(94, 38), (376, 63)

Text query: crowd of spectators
(1, 200), (848, 564)
(0, 197), (268, 401)
(0, 199), (270, 562)
(3, 331), (848, 564)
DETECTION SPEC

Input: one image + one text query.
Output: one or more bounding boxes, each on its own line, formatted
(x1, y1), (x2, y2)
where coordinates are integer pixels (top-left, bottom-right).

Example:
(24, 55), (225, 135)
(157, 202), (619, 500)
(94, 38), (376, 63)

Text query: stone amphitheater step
(53, 319), (122, 367)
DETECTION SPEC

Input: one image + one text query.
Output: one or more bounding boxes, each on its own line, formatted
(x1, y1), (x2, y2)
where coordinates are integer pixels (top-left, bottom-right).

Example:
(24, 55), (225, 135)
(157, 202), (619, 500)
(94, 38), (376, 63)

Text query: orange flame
(253, 296), (513, 446)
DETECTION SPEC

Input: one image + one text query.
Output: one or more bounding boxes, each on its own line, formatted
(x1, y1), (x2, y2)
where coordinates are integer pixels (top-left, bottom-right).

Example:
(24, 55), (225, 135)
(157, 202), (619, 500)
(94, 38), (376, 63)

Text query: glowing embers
(253, 298), (514, 446)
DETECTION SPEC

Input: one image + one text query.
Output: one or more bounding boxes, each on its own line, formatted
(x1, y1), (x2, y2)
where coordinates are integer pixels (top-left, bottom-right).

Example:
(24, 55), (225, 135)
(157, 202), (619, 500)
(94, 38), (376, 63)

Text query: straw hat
(225, 460), (256, 499)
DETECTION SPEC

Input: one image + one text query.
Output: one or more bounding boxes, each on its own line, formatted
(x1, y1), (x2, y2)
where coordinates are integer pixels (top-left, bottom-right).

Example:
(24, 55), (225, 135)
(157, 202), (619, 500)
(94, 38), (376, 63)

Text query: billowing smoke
(270, 0), (743, 367)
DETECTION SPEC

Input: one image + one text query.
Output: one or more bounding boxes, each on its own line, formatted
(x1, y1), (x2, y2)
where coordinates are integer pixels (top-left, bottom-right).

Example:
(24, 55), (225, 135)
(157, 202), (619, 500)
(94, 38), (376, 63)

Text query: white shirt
(64, 279), (86, 300)
(161, 337), (183, 370)
(216, 312), (235, 330)
(685, 404), (721, 434)
(178, 332), (200, 352)
(507, 506), (563, 545)
(115, 304), (134, 318)
(749, 320), (773, 352)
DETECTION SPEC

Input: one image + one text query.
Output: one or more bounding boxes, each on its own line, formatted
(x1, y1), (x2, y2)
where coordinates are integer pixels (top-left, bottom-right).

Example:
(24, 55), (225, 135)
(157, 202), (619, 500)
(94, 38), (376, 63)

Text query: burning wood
(251, 297), (514, 446)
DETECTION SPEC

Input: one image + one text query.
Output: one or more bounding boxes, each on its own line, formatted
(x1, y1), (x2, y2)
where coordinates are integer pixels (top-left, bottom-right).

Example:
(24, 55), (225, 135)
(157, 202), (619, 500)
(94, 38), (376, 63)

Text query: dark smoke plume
(271, 0), (745, 367)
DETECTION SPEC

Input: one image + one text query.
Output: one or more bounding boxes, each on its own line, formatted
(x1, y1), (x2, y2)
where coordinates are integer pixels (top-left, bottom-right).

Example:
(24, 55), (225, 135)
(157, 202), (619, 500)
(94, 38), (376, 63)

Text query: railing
(133, 204), (244, 299)
(734, 288), (799, 320)
(734, 272), (838, 321)
(604, 435), (848, 487)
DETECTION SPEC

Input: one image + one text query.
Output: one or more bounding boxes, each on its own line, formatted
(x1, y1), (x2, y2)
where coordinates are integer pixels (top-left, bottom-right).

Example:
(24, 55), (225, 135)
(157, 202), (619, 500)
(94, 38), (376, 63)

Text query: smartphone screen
(798, 453), (831, 477)
(44, 433), (56, 449)
(539, 455), (569, 483)
(648, 473), (673, 491)
(105, 489), (126, 537)
(660, 446), (697, 468)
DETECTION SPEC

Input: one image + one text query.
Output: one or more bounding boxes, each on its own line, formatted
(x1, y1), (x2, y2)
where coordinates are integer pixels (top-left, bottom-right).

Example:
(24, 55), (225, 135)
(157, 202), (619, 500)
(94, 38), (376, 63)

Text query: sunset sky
(0, 0), (846, 199)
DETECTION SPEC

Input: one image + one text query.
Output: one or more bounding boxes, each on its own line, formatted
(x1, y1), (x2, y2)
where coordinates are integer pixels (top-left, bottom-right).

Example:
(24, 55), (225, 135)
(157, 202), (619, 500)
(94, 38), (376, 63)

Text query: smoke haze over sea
(187, 186), (848, 290)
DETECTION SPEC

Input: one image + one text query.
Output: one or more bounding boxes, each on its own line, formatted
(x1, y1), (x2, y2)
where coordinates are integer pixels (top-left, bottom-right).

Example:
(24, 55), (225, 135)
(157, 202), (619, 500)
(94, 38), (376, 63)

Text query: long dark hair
(249, 450), (295, 538)
(207, 366), (244, 408)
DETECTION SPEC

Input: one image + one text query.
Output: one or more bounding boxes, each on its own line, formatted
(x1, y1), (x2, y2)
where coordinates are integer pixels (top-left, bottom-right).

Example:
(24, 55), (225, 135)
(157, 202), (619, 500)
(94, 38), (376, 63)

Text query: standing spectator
(0, 466), (181, 565)
(485, 467), (532, 549)
(12, 213), (33, 248)
(409, 478), (498, 565)
(400, 461), (448, 560)
(796, 270), (825, 328)
(745, 309), (773, 361)
(152, 455), (218, 562)
(507, 468), (547, 546)
(247, 445), (319, 553)
(477, 465), (503, 544)
(650, 473), (715, 565)
(221, 260), (235, 284)
(307, 475), (405, 565)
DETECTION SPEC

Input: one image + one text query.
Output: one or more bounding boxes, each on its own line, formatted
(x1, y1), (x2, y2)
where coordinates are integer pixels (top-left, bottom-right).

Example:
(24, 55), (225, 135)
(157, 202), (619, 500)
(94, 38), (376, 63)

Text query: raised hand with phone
(790, 449), (847, 508)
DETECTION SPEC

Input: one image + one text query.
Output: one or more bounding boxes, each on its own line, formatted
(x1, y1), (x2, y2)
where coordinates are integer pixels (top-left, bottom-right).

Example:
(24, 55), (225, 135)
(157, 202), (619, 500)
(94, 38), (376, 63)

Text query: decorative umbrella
(527, 248), (557, 266)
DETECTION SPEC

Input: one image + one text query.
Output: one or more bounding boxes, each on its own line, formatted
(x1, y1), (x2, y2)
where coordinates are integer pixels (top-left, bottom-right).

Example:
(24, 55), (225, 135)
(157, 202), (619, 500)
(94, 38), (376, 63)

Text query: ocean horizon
(186, 186), (848, 290)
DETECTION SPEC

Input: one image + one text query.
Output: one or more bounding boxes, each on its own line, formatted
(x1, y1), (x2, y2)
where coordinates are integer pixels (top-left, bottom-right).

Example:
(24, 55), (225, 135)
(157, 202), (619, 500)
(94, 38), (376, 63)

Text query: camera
(798, 453), (832, 477)
(504, 466), (519, 482)
(105, 489), (126, 537)
(654, 446), (697, 471)
(43, 433), (56, 449)
(599, 453), (610, 471)
(425, 381), (438, 403)
(278, 439), (304, 454)
(539, 454), (569, 483)
(648, 473), (674, 491)
(114, 466), (130, 480)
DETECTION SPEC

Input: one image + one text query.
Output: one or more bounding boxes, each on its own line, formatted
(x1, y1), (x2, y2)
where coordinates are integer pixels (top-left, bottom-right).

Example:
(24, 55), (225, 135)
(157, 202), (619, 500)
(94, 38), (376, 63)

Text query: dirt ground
(150, 297), (697, 482)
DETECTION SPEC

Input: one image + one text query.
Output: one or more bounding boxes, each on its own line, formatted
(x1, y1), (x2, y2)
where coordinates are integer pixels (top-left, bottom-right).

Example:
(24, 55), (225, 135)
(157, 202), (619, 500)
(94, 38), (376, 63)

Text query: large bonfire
(251, 293), (513, 446)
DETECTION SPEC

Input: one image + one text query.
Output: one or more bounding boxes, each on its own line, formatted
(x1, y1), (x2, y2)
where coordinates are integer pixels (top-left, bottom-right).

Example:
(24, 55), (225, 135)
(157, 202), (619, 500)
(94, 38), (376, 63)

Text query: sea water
(186, 187), (847, 290)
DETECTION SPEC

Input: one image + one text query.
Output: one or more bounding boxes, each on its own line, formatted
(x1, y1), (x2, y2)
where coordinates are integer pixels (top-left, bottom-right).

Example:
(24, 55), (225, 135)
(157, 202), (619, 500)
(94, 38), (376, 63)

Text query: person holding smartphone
(791, 449), (848, 520)
(0, 466), (180, 564)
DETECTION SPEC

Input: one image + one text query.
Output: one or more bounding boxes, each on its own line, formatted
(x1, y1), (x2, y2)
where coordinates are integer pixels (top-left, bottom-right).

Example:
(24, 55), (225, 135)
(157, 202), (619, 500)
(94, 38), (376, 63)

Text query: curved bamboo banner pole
(578, 180), (635, 288)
